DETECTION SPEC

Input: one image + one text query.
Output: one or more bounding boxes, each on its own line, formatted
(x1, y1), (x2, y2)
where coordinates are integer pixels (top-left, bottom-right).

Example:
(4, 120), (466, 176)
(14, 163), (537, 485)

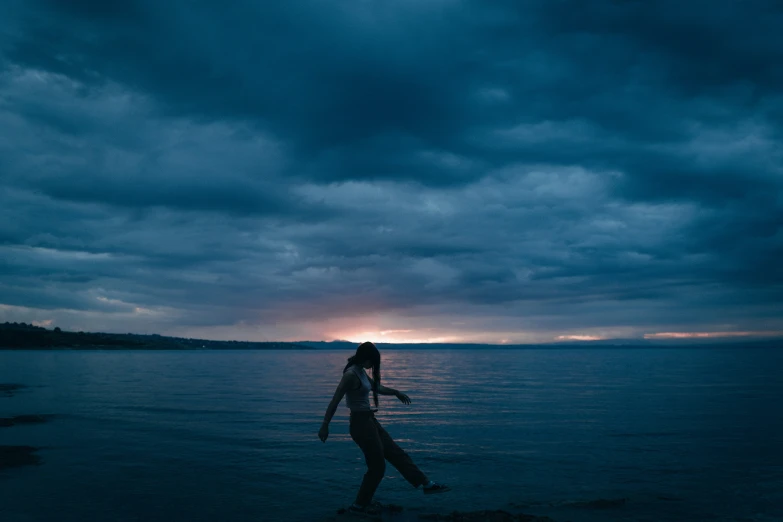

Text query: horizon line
(5, 322), (783, 346)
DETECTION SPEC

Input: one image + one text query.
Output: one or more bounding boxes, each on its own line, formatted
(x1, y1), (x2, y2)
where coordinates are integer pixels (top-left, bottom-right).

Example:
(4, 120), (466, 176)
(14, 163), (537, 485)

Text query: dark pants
(349, 411), (428, 506)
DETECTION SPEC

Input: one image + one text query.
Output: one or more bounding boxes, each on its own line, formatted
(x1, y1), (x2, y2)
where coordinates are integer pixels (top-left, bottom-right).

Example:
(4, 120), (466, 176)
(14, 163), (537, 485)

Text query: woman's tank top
(344, 364), (375, 412)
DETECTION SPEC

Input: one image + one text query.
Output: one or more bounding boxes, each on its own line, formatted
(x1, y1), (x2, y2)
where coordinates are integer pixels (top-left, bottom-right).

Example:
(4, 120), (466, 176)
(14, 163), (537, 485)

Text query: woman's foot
(347, 502), (380, 515)
(422, 481), (451, 494)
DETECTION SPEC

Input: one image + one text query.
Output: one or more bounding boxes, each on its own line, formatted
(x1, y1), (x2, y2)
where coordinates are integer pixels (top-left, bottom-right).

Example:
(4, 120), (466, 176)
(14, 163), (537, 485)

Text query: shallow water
(1, 347), (781, 522)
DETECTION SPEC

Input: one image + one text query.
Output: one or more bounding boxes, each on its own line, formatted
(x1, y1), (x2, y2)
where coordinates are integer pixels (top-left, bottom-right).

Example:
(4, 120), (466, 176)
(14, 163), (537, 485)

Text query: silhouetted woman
(319, 341), (450, 514)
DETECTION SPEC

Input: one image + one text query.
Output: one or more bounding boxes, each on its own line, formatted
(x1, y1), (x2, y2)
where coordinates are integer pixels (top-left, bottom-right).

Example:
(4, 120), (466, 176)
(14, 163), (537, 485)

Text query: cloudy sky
(1, 0), (782, 344)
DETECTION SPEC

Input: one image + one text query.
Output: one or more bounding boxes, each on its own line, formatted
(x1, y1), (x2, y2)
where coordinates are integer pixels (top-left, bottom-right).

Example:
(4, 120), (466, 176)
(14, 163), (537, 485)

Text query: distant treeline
(0, 323), (313, 350)
(3, 323), (780, 351)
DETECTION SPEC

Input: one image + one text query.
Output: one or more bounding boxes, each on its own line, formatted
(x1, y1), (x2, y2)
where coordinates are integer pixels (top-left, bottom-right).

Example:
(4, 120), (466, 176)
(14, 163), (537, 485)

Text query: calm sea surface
(1, 347), (781, 522)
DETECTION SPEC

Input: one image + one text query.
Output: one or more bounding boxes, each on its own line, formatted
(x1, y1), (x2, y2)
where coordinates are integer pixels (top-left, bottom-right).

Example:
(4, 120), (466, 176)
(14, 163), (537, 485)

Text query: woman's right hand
(318, 423), (329, 443)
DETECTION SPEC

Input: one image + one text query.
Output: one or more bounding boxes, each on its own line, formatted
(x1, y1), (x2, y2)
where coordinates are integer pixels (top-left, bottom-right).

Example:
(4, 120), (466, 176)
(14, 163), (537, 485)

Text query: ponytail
(343, 342), (381, 408)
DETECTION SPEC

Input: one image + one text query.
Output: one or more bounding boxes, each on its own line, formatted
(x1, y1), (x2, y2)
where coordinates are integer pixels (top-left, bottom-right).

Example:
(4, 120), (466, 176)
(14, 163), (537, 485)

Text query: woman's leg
(373, 419), (428, 488)
(349, 416), (386, 506)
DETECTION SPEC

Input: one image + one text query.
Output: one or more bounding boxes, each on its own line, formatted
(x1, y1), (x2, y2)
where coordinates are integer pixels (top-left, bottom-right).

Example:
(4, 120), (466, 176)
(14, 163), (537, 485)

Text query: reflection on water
(0, 347), (782, 522)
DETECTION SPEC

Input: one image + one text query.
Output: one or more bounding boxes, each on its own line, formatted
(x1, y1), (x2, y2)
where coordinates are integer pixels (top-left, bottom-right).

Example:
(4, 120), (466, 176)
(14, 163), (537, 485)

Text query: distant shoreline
(0, 322), (313, 350)
(2, 322), (780, 351)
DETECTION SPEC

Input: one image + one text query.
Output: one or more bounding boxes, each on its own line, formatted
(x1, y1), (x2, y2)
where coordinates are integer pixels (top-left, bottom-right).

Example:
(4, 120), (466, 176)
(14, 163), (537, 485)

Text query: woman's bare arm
(377, 383), (411, 404)
(376, 383), (398, 396)
(321, 372), (357, 427)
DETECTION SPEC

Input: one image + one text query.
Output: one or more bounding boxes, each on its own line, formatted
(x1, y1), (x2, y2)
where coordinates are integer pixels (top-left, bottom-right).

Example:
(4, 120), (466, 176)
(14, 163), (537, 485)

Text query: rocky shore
(0, 445), (40, 469)
(0, 382), (45, 471)
(0, 383), (26, 397)
(326, 502), (558, 522)
(325, 497), (632, 521)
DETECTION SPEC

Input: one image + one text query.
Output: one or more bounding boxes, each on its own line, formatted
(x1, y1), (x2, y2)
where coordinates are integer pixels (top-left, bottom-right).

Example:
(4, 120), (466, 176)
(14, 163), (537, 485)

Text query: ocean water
(0, 347), (781, 522)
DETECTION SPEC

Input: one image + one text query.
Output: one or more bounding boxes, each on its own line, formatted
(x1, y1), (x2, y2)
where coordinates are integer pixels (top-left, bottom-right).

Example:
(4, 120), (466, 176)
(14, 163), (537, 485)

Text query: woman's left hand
(395, 391), (411, 405)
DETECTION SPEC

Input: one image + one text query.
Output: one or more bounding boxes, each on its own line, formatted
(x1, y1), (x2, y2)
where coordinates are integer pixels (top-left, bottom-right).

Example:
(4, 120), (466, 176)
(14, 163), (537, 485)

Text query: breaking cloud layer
(1, 0), (782, 343)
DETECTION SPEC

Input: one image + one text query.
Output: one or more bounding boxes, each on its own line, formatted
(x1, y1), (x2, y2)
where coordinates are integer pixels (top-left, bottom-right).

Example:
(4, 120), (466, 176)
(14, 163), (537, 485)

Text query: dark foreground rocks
(419, 510), (556, 521)
(0, 414), (51, 427)
(0, 383), (44, 470)
(0, 445), (41, 469)
(0, 383), (26, 397)
(560, 497), (627, 509)
(327, 496), (631, 521)
(328, 503), (557, 522)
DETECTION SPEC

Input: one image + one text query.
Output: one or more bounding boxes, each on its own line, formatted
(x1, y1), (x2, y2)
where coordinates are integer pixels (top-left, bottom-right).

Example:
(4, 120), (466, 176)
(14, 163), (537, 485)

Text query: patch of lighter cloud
(553, 326), (639, 342)
(451, 166), (594, 218)
(624, 201), (698, 223)
(293, 181), (399, 209)
(133, 306), (160, 316)
(527, 168), (606, 200)
(476, 87), (511, 104)
(417, 149), (472, 171)
(645, 331), (783, 339)
(95, 296), (125, 306)
(274, 242), (300, 262)
(5, 245), (114, 262)
(176, 270), (222, 284)
(292, 265), (342, 281)
(511, 267), (534, 281)
(0, 303), (176, 333)
(612, 200), (701, 247)
(621, 251), (654, 263)
(494, 119), (597, 146)
(0, 303), (46, 318)
(294, 180), (449, 218)
(408, 258), (459, 288)
(4, 65), (82, 92)
(3, 65), (153, 125)
(92, 292), (167, 318)
(589, 217), (627, 232)
(422, 195), (455, 216)
(683, 119), (780, 170)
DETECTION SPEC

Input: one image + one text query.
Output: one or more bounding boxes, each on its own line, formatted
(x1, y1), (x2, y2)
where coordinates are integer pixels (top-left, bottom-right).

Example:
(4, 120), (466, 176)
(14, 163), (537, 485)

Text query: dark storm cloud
(5, 1), (467, 158)
(1, 0), (781, 340)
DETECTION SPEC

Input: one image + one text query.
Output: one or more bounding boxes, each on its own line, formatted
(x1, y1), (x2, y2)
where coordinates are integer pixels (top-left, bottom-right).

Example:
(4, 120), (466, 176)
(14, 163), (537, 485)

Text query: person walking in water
(319, 341), (450, 514)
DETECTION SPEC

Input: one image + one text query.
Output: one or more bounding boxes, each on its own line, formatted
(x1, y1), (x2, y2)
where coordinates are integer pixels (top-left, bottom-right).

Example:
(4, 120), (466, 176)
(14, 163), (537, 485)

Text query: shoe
(423, 482), (451, 494)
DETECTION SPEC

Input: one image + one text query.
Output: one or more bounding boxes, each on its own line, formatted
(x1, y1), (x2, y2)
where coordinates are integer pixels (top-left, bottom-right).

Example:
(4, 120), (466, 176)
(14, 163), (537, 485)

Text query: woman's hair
(343, 341), (381, 408)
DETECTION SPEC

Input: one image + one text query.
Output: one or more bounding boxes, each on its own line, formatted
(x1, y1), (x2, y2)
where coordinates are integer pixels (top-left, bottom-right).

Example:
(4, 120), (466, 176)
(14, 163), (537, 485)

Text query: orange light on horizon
(555, 335), (606, 341)
(334, 330), (466, 344)
(378, 329), (413, 336)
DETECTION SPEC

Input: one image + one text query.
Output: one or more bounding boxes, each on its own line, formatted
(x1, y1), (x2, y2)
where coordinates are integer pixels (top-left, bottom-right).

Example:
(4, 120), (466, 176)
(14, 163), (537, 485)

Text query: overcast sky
(1, 0), (782, 344)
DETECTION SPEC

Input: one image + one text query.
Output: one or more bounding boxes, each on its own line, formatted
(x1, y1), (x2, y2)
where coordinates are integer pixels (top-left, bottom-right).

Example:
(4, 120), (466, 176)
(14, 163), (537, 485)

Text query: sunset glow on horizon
(336, 330), (467, 344)
(555, 335), (607, 342)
